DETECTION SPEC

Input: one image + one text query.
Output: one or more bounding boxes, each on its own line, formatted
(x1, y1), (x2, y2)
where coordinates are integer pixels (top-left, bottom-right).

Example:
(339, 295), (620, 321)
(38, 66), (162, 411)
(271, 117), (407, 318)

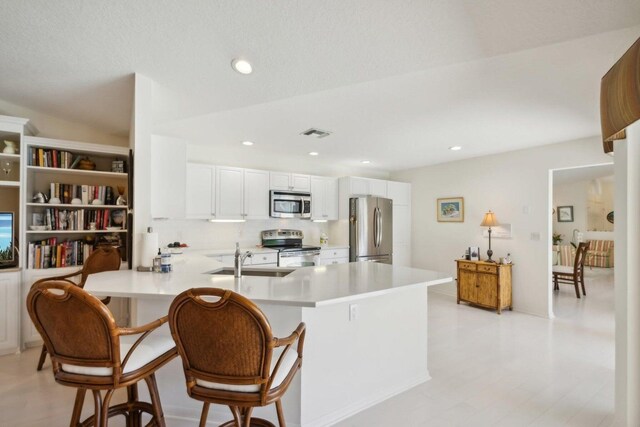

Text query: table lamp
(480, 210), (499, 263)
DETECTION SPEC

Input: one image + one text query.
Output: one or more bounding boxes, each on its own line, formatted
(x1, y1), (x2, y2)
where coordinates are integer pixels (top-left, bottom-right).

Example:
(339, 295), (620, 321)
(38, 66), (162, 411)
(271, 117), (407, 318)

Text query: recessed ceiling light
(361, 160), (371, 164)
(308, 151), (319, 156)
(449, 146), (462, 151)
(231, 58), (253, 75)
(241, 141), (254, 146)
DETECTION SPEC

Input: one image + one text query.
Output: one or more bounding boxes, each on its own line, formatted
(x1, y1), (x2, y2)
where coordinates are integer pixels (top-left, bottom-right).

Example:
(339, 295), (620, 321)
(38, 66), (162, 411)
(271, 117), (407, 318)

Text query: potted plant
(552, 233), (564, 245)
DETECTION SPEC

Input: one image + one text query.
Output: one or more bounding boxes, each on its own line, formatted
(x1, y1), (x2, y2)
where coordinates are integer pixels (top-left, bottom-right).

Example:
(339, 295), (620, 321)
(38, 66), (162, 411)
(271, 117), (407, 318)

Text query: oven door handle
(279, 251), (321, 258)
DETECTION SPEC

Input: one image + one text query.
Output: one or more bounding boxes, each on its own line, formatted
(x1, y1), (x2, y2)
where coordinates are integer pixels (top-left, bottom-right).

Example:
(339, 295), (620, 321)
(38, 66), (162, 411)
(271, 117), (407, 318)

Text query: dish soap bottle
(320, 232), (329, 247)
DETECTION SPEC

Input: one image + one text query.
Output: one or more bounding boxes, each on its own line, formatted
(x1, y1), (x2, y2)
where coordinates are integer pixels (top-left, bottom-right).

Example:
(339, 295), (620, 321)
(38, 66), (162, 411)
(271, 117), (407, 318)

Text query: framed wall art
(557, 205), (574, 222)
(437, 197), (464, 222)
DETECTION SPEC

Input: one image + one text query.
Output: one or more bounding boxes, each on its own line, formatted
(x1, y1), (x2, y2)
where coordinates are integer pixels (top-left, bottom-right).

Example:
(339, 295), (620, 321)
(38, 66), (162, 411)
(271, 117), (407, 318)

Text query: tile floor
(0, 269), (615, 426)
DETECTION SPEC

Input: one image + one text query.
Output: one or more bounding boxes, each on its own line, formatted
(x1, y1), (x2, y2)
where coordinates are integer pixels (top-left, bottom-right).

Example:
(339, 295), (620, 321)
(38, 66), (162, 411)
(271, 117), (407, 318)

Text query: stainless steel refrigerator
(349, 196), (393, 264)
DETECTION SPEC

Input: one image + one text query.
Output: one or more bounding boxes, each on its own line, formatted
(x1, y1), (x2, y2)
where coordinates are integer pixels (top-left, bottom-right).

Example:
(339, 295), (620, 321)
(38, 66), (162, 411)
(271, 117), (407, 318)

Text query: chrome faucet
(234, 243), (252, 278)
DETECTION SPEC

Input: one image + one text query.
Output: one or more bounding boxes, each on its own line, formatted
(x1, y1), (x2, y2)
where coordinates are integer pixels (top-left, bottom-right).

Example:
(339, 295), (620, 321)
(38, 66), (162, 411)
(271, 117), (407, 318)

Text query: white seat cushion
(61, 328), (175, 377)
(196, 348), (299, 393)
(552, 265), (575, 275)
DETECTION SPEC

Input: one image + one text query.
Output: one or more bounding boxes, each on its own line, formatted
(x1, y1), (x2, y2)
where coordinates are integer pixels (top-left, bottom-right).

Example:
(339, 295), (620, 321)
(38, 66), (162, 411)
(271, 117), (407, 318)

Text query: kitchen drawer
(320, 248), (349, 260)
(478, 264), (498, 274)
(251, 252), (278, 265)
(458, 261), (477, 271)
(321, 257), (349, 265)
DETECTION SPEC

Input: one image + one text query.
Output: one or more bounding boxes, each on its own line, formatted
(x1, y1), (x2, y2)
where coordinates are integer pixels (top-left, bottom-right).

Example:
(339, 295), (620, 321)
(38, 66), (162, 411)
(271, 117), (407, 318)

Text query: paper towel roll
(138, 232), (158, 268)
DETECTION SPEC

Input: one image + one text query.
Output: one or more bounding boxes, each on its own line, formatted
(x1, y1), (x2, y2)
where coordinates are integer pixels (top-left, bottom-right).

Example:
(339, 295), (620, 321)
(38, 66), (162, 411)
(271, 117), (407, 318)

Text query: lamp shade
(480, 211), (499, 227)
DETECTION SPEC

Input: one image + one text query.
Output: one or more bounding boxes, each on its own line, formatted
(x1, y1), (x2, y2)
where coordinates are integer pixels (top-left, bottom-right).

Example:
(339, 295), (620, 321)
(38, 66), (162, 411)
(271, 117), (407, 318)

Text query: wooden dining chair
(552, 242), (590, 298)
(169, 288), (306, 427)
(36, 246), (122, 371)
(27, 279), (177, 427)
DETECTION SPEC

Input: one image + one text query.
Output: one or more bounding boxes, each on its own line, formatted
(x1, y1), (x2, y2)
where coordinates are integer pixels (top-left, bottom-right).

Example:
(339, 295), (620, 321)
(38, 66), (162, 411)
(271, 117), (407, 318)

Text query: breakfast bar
(85, 255), (451, 427)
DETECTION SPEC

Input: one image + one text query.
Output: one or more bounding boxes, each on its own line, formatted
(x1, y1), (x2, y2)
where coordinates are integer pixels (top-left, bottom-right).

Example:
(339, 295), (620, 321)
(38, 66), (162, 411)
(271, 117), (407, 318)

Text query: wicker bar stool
(169, 288), (306, 427)
(36, 246), (123, 371)
(27, 279), (177, 427)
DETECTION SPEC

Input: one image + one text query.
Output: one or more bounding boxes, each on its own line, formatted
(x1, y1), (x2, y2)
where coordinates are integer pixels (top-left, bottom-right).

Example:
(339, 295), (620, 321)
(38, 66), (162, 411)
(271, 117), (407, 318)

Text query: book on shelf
(29, 148), (75, 169)
(27, 235), (124, 269)
(38, 207), (126, 231)
(48, 182), (116, 205)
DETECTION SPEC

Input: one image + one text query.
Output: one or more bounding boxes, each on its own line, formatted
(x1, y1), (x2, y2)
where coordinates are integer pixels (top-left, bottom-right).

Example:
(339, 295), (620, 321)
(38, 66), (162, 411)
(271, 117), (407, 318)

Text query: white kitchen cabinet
(251, 252), (278, 266)
(369, 179), (388, 197)
(186, 163), (215, 219)
(270, 172), (310, 192)
(216, 166), (245, 219)
(387, 181), (411, 206)
(311, 176), (339, 221)
(243, 169), (270, 219)
(151, 136), (187, 219)
(319, 248), (350, 265)
(0, 271), (20, 355)
(393, 245), (411, 267)
(393, 205), (411, 246)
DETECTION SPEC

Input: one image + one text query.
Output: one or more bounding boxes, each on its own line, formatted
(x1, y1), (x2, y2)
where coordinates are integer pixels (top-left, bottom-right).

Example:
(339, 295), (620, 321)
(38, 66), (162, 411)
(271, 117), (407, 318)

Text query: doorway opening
(549, 162), (615, 321)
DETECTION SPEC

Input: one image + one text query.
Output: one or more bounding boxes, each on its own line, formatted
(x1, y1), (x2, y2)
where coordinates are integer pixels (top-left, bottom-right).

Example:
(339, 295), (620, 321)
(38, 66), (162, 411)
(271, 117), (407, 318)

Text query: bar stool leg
(69, 388), (86, 426)
(37, 345), (48, 371)
(144, 374), (166, 427)
(126, 383), (141, 427)
(275, 400), (286, 427)
(198, 402), (210, 427)
(99, 389), (115, 427)
(92, 390), (102, 426)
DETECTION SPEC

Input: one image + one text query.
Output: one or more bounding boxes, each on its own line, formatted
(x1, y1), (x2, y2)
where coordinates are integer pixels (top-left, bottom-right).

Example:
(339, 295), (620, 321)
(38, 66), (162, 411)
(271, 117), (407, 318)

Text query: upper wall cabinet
(213, 167), (270, 220)
(243, 169), (270, 219)
(186, 163), (215, 219)
(387, 181), (411, 206)
(310, 176), (338, 221)
(151, 137), (186, 219)
(340, 177), (387, 198)
(216, 166), (245, 219)
(270, 172), (311, 192)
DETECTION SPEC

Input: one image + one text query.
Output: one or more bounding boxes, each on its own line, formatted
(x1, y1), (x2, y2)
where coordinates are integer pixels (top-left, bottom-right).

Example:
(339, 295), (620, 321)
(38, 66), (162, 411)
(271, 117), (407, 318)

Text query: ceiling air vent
(300, 128), (332, 138)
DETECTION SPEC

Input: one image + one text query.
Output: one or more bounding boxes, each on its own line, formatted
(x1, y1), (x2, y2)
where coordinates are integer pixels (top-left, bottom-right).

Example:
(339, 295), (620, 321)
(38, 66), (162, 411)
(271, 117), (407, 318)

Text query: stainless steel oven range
(261, 229), (320, 268)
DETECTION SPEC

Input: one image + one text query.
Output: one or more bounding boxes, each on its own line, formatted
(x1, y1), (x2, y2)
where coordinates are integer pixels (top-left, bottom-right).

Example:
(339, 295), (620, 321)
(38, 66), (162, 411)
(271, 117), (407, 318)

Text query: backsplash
(151, 218), (331, 250)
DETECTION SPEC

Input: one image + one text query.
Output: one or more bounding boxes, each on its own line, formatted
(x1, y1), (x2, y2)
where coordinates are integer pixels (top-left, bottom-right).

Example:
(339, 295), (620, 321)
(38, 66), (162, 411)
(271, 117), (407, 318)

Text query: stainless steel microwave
(270, 191), (312, 219)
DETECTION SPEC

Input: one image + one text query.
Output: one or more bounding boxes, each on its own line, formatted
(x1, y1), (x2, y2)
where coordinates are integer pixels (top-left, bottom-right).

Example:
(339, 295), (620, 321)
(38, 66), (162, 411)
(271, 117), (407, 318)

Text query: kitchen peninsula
(85, 254), (451, 427)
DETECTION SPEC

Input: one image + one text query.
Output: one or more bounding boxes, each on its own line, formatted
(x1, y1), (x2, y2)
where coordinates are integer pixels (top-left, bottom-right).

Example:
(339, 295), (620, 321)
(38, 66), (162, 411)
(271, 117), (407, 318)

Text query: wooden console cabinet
(456, 260), (513, 314)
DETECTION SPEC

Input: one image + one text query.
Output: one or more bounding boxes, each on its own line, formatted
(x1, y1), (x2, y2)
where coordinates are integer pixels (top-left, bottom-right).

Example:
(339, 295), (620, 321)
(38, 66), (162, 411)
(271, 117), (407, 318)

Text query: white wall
(614, 121), (640, 427)
(391, 136), (612, 318)
(0, 97), (128, 147)
(553, 177), (614, 242)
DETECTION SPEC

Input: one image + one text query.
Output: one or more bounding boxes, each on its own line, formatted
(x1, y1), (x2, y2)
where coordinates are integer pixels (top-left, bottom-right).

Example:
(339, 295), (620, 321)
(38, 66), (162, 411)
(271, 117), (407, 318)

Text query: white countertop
(84, 255), (451, 307)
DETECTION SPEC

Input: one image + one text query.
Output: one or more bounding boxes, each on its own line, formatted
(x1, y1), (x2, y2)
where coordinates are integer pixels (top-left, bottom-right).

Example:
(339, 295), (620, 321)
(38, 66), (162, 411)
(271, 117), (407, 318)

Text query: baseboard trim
(302, 372), (431, 427)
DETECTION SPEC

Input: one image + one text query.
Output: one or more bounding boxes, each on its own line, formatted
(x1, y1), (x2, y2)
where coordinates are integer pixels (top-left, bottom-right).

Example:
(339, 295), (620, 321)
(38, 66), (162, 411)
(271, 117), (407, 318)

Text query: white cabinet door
(270, 172), (291, 191)
(310, 176), (326, 220)
(393, 205), (411, 245)
(394, 244), (411, 267)
(349, 177), (370, 196)
(216, 167), (245, 219)
(186, 163), (215, 219)
(325, 177), (339, 220)
(369, 179), (388, 198)
(387, 181), (411, 206)
(151, 136), (186, 219)
(0, 272), (19, 355)
(243, 169), (270, 219)
(291, 174), (311, 192)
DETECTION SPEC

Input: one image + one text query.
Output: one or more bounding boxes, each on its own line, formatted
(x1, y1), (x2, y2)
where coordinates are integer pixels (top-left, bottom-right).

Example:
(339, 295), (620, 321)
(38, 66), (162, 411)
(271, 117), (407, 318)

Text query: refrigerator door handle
(373, 207), (378, 248)
(377, 207), (383, 247)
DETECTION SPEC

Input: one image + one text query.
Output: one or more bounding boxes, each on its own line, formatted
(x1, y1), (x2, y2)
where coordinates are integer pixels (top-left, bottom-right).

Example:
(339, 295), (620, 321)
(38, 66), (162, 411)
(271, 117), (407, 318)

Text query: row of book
(49, 183), (117, 205)
(28, 239), (94, 269)
(34, 208), (125, 231)
(29, 148), (79, 169)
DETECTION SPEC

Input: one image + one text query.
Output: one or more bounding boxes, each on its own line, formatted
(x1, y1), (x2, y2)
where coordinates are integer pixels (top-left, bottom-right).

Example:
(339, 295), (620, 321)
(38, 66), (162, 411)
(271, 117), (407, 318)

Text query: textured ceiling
(0, 1), (639, 169)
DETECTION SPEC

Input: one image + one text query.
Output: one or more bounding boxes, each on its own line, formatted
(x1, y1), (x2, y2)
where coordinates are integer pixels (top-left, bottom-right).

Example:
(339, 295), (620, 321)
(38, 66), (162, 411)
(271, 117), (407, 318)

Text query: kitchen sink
(210, 267), (295, 278)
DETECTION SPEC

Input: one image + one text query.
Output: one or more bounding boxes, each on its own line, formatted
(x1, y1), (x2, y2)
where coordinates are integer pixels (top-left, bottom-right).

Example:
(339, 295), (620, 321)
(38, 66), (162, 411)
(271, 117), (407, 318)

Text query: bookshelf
(0, 115), (29, 356)
(23, 136), (131, 271)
